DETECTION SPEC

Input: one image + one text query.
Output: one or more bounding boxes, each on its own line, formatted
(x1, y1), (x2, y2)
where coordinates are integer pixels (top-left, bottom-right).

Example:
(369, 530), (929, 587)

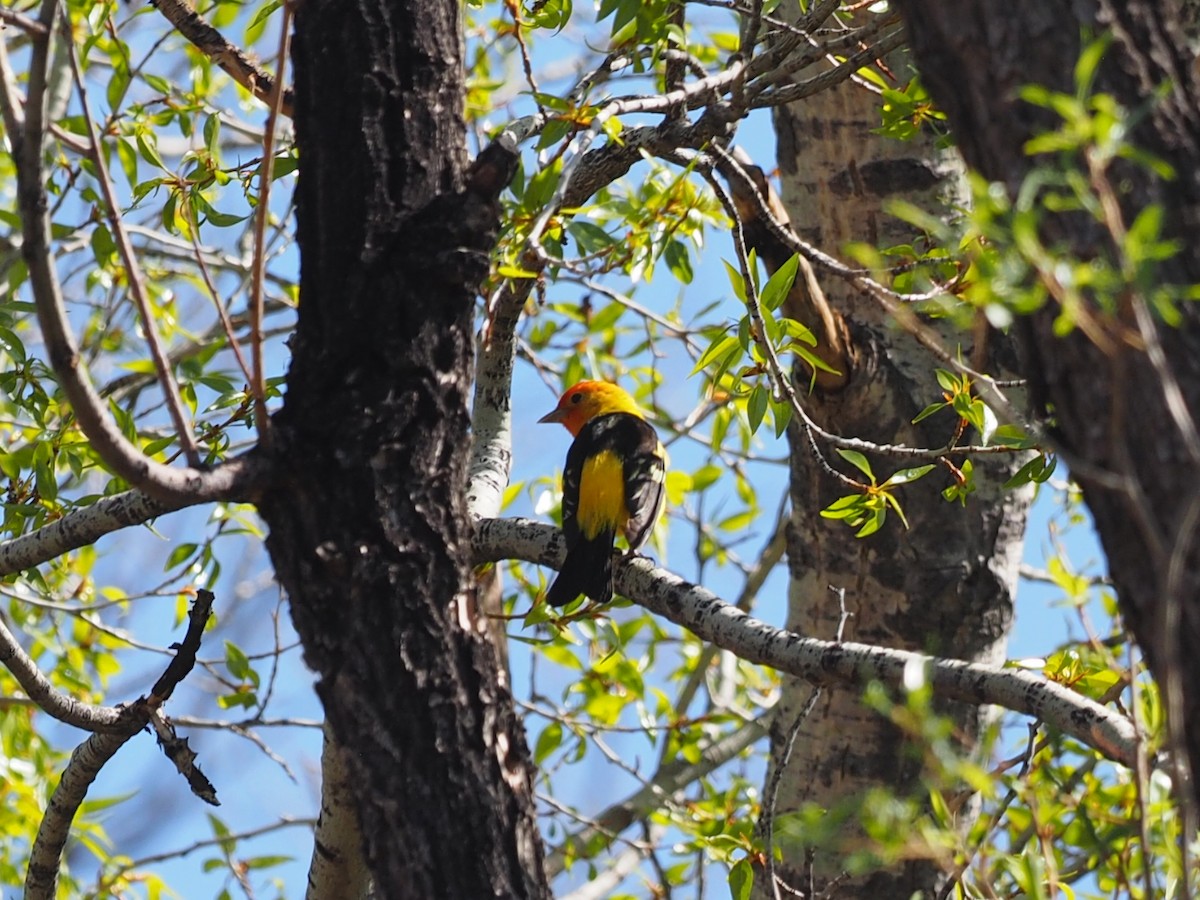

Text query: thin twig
(248, 1), (292, 446)
(525, 59), (748, 263)
(94, 816), (313, 894)
(26, 731), (129, 900)
(0, 34), (26, 139)
(11, 1), (241, 502)
(761, 688), (822, 900)
(182, 203), (256, 387)
(62, 11), (201, 466)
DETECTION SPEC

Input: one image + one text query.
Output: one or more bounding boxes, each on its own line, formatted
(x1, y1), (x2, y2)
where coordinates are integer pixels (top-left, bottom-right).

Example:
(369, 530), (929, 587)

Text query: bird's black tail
(546, 531), (615, 606)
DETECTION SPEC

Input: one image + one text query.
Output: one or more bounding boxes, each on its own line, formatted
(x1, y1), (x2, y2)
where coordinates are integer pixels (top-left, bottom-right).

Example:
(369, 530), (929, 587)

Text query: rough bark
(258, 2), (546, 897)
(763, 16), (1030, 897)
(894, 0), (1200, 805)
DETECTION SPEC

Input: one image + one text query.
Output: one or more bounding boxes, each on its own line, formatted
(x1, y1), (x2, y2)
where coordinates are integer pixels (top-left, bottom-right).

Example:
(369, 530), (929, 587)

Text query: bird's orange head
(538, 380), (645, 436)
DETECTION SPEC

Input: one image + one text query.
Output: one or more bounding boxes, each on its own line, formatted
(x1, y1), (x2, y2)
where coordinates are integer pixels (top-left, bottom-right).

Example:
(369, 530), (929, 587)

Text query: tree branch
(8, 3), (254, 504)
(0, 453), (266, 578)
(61, 15), (202, 467)
(468, 277), (531, 519)
(473, 517), (1140, 768)
(151, 0), (294, 117)
(0, 6), (49, 36)
(248, 0), (293, 446)
(0, 608), (130, 733)
(24, 591), (216, 900)
(25, 731), (129, 900)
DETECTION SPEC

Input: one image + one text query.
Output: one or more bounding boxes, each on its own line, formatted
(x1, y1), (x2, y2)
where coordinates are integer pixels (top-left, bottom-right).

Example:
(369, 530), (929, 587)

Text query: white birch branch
(24, 591), (216, 900)
(0, 453), (265, 578)
(25, 730), (129, 900)
(473, 517), (1140, 768)
(0, 603), (129, 732)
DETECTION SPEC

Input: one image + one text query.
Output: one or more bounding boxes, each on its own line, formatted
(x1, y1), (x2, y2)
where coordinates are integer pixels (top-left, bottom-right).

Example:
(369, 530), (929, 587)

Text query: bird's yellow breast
(577, 449), (629, 540)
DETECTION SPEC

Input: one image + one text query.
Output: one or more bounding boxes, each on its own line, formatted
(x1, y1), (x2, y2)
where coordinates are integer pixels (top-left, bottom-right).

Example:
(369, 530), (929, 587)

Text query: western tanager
(539, 380), (666, 606)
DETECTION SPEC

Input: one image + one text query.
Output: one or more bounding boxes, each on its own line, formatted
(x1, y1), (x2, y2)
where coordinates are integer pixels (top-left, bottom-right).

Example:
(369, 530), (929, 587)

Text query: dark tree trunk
(894, 0), (1200, 801)
(257, 1), (547, 897)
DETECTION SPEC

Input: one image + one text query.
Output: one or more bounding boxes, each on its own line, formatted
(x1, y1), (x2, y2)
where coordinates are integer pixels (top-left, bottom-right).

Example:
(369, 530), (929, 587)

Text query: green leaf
(137, 132), (168, 171)
(718, 510), (756, 532)
(497, 264), (538, 279)
(911, 402), (947, 424)
(729, 859), (754, 900)
(203, 114), (222, 157)
(722, 260), (747, 303)
(143, 74), (172, 95)
(934, 368), (959, 392)
(794, 346), (841, 377)
(835, 447), (874, 480)
(855, 506), (886, 537)
(772, 396), (792, 438)
(569, 220), (615, 254)
(529, 0), (571, 31)
(193, 193), (248, 228)
(759, 253), (799, 311)
(33, 441), (56, 502)
(691, 464), (723, 491)
(746, 384), (768, 434)
(165, 542), (198, 570)
(0, 326), (27, 365)
(664, 239), (694, 284)
(882, 464), (934, 487)
(690, 332), (740, 377)
(1004, 452), (1057, 488)
(248, 0), (283, 34)
(106, 64), (131, 113)
(820, 494), (866, 520)
(225, 641), (251, 681)
(242, 855), (293, 870)
(534, 721), (563, 764)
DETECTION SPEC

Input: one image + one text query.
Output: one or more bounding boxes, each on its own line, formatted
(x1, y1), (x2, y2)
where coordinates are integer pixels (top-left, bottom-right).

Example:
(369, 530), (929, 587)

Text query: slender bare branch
(762, 688), (821, 900)
(0, 35), (25, 139)
(61, 17), (202, 466)
(0, 613), (131, 732)
(0, 6), (50, 35)
(468, 279), (532, 519)
(0, 453), (263, 578)
(248, 1), (292, 445)
(11, 2), (250, 503)
(93, 817), (314, 895)
(181, 204), (257, 389)
(545, 718), (766, 877)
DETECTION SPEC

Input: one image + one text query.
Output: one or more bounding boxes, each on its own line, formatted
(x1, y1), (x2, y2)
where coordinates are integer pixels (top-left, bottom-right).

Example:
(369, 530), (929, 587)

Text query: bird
(538, 380), (666, 607)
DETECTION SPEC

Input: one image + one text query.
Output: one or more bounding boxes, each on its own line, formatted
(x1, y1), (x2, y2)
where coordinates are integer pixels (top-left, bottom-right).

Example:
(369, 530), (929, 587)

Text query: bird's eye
(570, 392), (583, 404)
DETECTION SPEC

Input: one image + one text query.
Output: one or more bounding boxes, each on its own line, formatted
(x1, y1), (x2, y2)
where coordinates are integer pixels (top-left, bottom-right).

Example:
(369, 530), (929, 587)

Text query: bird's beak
(538, 407), (567, 424)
